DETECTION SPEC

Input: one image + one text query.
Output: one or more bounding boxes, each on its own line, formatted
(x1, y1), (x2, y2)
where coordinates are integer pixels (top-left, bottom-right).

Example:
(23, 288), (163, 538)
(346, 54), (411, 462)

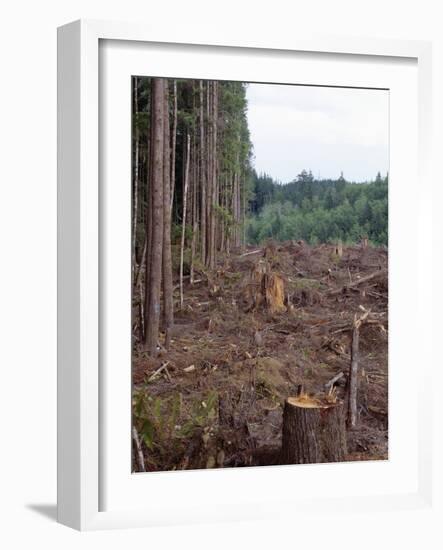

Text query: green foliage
(247, 171), (388, 246)
(171, 222), (193, 245)
(133, 387), (219, 467)
(133, 76), (387, 251)
(213, 203), (234, 227)
(171, 243), (191, 274)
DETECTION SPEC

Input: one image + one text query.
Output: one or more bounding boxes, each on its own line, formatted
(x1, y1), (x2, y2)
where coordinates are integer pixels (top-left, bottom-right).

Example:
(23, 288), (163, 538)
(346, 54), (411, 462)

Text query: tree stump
(243, 260), (285, 314)
(334, 240), (343, 258)
(262, 272), (285, 314)
(280, 394), (347, 464)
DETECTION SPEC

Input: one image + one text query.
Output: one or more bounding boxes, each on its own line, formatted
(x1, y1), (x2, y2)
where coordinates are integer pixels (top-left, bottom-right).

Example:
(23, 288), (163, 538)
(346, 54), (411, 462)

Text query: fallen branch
(240, 249), (262, 258)
(147, 361), (171, 382)
(328, 269), (387, 296)
(132, 426), (146, 472)
(330, 317), (387, 335)
(368, 405), (387, 416)
(324, 371), (345, 390)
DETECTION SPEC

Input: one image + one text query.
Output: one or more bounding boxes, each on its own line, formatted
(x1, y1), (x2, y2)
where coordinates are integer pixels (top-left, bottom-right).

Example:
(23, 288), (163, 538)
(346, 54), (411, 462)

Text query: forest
(248, 170), (388, 245)
(131, 77), (388, 473)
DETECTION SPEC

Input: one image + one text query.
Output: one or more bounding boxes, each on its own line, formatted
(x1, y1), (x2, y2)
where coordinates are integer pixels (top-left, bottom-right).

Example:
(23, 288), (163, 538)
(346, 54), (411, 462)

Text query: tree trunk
(144, 78), (165, 355)
(132, 76), (139, 284)
(190, 138), (198, 284)
(134, 237), (146, 292)
(280, 395), (347, 464)
(170, 80), (177, 212)
(236, 172), (241, 247)
(144, 84), (155, 338)
(209, 81), (218, 269)
(347, 322), (360, 428)
(162, 81), (174, 349)
(220, 174), (226, 252)
(242, 174), (246, 250)
(199, 80), (206, 265)
(179, 133), (191, 309)
(205, 81), (212, 267)
(137, 239), (146, 342)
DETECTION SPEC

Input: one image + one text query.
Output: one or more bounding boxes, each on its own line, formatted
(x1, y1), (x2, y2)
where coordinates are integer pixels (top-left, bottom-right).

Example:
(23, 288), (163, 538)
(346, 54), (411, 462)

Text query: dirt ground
(132, 241), (388, 472)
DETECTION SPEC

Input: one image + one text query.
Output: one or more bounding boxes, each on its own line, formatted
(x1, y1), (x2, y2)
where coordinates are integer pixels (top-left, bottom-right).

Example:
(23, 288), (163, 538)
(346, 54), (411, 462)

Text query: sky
(246, 83), (389, 184)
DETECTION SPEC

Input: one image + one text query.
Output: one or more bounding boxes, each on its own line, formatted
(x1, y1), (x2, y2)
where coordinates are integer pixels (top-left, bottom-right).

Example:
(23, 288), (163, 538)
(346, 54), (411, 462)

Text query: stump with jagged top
(280, 393), (347, 464)
(243, 259), (285, 314)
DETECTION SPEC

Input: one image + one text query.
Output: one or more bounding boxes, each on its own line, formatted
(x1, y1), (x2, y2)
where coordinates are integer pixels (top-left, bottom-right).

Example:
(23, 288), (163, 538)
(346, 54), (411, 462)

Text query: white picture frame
(57, 19), (433, 531)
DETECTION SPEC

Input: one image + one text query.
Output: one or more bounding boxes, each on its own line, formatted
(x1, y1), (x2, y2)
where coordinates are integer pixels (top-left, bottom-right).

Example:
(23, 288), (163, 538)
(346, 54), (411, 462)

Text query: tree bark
(144, 83), (155, 337)
(138, 258), (145, 342)
(209, 81), (218, 269)
(280, 395), (347, 464)
(144, 78), (165, 355)
(205, 81), (212, 267)
(179, 133), (191, 309)
(162, 82), (174, 349)
(134, 237), (147, 294)
(190, 137), (198, 284)
(169, 80), (177, 213)
(199, 80), (206, 265)
(132, 76), (140, 284)
(347, 322), (360, 428)
(242, 174), (246, 250)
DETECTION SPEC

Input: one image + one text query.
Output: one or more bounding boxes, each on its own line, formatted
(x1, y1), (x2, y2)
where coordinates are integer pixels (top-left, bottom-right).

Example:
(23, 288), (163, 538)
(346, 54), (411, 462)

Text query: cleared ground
(132, 241), (388, 472)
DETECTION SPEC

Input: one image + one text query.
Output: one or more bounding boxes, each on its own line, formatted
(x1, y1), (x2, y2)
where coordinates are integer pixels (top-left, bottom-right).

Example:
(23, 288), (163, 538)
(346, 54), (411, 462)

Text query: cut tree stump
(243, 260), (285, 314)
(263, 272), (285, 314)
(334, 240), (343, 258)
(280, 394), (347, 464)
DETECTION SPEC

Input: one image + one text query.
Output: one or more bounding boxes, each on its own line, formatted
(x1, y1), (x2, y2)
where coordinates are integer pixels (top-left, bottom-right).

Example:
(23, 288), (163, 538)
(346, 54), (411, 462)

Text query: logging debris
(132, 242), (388, 471)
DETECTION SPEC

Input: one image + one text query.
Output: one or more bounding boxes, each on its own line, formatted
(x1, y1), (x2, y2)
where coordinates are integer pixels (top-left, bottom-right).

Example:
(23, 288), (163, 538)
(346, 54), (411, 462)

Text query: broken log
(280, 394), (347, 464)
(324, 371), (345, 390)
(328, 269), (387, 296)
(240, 249), (262, 258)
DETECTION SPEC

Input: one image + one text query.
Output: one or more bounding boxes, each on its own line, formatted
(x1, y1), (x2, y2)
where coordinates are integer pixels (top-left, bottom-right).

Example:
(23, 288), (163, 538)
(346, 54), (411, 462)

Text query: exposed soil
(132, 241), (388, 472)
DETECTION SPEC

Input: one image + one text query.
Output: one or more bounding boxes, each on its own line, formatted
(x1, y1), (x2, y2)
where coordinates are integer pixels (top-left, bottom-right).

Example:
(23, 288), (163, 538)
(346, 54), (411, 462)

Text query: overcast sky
(246, 83), (389, 183)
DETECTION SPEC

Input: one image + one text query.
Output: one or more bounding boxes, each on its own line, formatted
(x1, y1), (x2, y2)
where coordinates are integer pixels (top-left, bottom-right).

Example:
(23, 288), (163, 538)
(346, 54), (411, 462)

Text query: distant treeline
(247, 170), (388, 246)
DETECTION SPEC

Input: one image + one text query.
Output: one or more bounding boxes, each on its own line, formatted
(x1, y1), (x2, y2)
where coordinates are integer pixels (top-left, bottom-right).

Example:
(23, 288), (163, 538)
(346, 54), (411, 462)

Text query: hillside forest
(131, 77), (389, 473)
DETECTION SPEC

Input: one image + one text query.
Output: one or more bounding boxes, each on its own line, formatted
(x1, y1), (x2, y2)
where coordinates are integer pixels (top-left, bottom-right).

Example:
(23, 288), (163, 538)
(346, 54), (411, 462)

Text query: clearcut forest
(131, 77), (388, 473)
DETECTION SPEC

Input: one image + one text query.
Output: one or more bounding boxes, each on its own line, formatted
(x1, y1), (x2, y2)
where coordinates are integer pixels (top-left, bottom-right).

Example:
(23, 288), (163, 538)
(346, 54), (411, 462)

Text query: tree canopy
(247, 170), (388, 245)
